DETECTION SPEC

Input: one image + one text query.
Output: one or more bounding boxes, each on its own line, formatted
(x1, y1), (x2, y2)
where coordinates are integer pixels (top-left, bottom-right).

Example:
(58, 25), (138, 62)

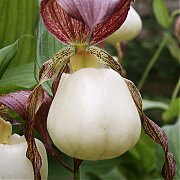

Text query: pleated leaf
(0, 0), (38, 66)
(0, 63), (36, 94)
(0, 40), (18, 79)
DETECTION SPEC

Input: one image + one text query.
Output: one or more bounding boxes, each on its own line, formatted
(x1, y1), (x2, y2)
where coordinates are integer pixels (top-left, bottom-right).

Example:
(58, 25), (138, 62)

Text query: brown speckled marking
(39, 46), (75, 84)
(87, 46), (123, 75)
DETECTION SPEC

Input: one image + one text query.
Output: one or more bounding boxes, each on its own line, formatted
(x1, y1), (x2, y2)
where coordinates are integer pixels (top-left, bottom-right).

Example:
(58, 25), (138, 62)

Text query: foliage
(0, 0), (38, 93)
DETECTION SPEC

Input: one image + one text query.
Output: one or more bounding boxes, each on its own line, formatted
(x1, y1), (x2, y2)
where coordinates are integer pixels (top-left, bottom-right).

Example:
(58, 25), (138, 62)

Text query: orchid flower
(40, 1), (176, 179)
(0, 0), (176, 180)
(0, 117), (48, 179)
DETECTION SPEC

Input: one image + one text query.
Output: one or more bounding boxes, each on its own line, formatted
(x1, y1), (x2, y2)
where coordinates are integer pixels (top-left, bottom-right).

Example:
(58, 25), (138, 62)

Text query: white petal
(47, 68), (141, 160)
(0, 135), (48, 179)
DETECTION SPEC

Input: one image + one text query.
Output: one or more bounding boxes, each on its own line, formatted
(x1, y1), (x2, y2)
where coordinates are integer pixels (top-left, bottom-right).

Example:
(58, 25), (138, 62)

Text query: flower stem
(73, 158), (82, 180)
(138, 34), (167, 90)
(116, 42), (123, 64)
(171, 78), (180, 102)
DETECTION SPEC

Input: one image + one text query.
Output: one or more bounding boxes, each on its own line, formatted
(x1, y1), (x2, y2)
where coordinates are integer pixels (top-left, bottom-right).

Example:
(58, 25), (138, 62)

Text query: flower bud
(47, 68), (141, 160)
(105, 6), (142, 44)
(0, 118), (48, 179)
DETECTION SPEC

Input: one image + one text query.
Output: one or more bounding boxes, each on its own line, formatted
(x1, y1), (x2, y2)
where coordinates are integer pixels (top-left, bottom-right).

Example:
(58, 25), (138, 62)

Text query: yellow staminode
(0, 117), (12, 144)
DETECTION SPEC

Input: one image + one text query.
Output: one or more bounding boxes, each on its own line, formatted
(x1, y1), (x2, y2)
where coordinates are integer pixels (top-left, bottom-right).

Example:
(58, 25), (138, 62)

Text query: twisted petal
(41, 0), (131, 45)
(125, 79), (176, 180)
(57, 0), (121, 29)
(0, 88), (73, 177)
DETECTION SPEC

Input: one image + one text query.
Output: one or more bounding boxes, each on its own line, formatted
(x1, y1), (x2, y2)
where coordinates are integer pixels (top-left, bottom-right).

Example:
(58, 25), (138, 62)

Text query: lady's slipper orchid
(0, 117), (48, 179)
(39, 0), (176, 179)
(105, 6), (142, 44)
(0, 0), (176, 179)
(47, 68), (141, 160)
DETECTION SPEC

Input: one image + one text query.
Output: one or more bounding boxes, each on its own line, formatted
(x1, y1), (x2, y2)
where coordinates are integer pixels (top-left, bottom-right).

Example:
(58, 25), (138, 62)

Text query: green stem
(73, 158), (82, 180)
(74, 169), (80, 180)
(116, 42), (123, 64)
(138, 35), (167, 90)
(171, 78), (180, 102)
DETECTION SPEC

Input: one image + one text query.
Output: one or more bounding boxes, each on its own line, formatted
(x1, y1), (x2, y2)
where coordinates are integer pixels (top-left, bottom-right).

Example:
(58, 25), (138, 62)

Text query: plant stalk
(138, 35), (167, 90)
(73, 158), (82, 180)
(171, 78), (180, 102)
(116, 42), (123, 64)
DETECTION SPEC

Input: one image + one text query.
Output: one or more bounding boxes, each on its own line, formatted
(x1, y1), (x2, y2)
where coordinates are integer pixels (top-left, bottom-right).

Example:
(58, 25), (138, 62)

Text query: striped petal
(57, 0), (121, 30)
(91, 0), (131, 45)
(41, 0), (132, 45)
(41, 0), (89, 45)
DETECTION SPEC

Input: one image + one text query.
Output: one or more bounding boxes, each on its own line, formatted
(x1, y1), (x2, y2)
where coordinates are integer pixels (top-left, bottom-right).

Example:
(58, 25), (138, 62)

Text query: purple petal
(41, 0), (131, 45)
(41, 0), (132, 45)
(41, 0), (89, 45)
(0, 91), (31, 121)
(91, 0), (131, 45)
(57, 0), (121, 29)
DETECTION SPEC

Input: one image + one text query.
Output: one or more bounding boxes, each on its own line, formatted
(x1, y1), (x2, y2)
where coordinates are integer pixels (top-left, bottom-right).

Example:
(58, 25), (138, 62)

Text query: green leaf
(85, 172), (102, 180)
(101, 168), (124, 180)
(0, 41), (18, 79)
(118, 131), (158, 179)
(0, 63), (36, 94)
(163, 98), (180, 122)
(152, 0), (171, 29)
(85, 168), (124, 180)
(48, 155), (72, 180)
(142, 99), (168, 111)
(0, 0), (38, 67)
(0, 35), (35, 80)
(80, 157), (124, 179)
(156, 119), (180, 180)
(36, 17), (66, 94)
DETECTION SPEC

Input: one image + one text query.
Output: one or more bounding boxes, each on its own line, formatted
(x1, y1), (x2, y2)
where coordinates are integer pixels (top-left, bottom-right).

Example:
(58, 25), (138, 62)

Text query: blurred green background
(0, 0), (179, 179)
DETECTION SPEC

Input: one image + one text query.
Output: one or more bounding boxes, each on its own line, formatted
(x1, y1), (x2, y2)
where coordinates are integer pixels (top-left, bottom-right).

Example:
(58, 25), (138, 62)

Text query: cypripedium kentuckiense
(0, 0), (176, 179)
